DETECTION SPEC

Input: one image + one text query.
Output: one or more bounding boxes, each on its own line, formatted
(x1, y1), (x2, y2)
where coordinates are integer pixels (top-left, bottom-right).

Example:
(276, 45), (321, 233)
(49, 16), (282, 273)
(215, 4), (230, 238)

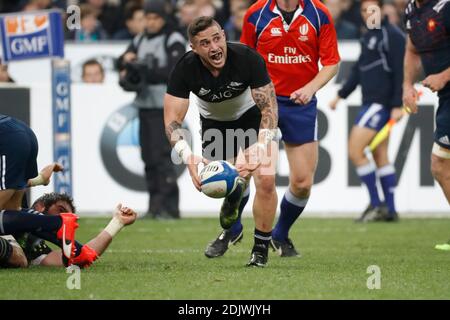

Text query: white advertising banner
(5, 42), (448, 215)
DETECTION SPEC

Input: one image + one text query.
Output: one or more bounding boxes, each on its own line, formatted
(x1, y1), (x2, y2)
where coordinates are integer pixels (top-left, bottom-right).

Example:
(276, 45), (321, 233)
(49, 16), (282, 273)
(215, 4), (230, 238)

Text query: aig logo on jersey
(271, 28), (282, 36)
(299, 24), (309, 41)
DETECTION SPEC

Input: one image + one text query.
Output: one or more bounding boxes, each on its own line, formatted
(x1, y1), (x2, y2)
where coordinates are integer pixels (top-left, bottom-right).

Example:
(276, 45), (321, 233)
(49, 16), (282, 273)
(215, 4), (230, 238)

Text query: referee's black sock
(0, 210), (62, 235)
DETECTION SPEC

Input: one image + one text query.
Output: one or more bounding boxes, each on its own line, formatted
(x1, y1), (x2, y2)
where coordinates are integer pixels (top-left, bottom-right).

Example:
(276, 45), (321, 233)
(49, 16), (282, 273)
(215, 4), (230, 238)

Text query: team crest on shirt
(427, 19), (437, 32)
(299, 24), (309, 41)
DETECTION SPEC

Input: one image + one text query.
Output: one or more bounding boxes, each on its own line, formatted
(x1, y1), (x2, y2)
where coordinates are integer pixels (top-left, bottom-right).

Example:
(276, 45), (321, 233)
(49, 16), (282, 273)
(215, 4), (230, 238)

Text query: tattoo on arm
(252, 82), (278, 130)
(165, 121), (183, 146)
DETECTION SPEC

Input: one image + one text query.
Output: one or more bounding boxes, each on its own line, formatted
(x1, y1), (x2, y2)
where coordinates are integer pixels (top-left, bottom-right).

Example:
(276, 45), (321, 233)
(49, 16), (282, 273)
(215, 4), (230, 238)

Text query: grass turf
(1, 217), (449, 300)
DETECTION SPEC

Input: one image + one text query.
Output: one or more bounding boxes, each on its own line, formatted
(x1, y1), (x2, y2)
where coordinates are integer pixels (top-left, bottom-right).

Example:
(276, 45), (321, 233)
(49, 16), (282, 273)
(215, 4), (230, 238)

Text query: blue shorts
(354, 103), (390, 131)
(0, 116), (38, 190)
(277, 96), (318, 144)
(435, 98), (450, 150)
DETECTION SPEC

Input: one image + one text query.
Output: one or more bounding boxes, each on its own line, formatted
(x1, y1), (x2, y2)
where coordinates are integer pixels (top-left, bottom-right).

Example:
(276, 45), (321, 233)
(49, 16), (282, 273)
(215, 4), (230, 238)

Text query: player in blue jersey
(0, 114), (79, 263)
(402, 0), (450, 250)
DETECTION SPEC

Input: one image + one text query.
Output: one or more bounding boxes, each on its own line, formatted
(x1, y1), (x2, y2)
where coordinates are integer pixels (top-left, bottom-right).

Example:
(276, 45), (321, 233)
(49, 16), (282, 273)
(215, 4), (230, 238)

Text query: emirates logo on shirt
(299, 24), (309, 41)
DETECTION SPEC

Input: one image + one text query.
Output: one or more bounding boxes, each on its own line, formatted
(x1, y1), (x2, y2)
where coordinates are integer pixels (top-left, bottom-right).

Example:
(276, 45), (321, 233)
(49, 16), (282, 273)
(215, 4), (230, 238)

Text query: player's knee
(255, 175), (276, 195)
(431, 156), (450, 181)
(348, 147), (363, 164)
(290, 177), (312, 196)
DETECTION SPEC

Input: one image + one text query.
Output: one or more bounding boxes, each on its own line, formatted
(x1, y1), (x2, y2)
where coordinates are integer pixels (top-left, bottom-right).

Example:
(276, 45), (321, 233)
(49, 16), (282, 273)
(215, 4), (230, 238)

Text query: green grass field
(1, 217), (449, 300)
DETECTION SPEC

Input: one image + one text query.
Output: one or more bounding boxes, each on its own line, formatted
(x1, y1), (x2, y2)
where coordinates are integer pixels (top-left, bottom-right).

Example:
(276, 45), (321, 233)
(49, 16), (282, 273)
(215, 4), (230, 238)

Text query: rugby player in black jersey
(164, 16), (279, 267)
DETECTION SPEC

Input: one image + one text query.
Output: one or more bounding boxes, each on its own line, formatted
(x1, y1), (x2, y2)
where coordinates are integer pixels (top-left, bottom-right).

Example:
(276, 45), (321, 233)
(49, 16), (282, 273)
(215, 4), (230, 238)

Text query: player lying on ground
(0, 192), (137, 268)
(0, 114), (79, 261)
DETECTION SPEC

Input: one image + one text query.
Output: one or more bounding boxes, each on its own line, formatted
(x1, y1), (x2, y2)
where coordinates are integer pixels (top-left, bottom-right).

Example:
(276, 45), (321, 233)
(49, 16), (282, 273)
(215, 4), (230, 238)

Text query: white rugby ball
(199, 160), (239, 198)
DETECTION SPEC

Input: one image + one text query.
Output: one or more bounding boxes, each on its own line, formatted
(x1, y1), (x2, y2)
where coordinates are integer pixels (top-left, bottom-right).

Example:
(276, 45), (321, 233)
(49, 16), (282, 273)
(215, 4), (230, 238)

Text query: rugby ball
(199, 160), (239, 198)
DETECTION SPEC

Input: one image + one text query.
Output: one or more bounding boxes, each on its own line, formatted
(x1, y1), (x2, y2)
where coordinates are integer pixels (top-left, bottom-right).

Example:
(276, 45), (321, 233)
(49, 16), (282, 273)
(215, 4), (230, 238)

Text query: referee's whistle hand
(290, 86), (314, 105)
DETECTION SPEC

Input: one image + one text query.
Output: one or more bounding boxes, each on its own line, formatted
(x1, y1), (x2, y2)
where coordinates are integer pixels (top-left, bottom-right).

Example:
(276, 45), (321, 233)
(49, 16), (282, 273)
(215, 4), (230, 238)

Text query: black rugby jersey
(167, 42), (271, 121)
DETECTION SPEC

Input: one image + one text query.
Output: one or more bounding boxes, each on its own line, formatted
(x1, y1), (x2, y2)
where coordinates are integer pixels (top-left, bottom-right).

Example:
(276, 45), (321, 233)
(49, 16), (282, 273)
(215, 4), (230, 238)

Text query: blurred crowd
(0, 0), (411, 42)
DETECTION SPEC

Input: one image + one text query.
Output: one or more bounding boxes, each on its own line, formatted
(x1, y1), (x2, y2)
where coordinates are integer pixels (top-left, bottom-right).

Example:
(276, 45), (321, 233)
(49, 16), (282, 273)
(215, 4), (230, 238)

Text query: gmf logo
(5, 14), (48, 35)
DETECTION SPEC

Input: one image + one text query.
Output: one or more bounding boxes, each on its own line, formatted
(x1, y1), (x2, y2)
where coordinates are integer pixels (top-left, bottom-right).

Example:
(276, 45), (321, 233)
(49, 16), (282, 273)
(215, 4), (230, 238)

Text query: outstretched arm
(39, 205), (137, 267)
(27, 163), (64, 187)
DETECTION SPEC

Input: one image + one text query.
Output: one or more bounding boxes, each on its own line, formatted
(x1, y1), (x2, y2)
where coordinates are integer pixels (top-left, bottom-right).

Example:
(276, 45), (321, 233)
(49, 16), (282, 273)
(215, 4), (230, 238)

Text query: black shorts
(0, 116), (38, 190)
(435, 98), (450, 150)
(201, 106), (261, 161)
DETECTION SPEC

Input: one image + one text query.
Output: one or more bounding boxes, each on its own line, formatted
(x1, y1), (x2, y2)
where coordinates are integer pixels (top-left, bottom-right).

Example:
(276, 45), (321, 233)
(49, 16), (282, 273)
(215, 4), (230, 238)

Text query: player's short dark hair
(32, 192), (76, 213)
(187, 16), (221, 41)
(82, 59), (104, 77)
(80, 3), (99, 20)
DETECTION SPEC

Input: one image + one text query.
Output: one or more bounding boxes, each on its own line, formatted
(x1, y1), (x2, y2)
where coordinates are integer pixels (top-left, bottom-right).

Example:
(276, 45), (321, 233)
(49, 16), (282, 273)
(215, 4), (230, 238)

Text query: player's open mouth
(210, 52), (223, 62)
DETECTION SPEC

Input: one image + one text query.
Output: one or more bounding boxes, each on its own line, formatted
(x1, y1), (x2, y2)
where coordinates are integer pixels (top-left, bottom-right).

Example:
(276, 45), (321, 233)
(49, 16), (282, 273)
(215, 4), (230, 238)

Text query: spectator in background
(0, 0), (22, 12)
(0, 59), (14, 83)
(81, 59), (104, 83)
(382, 1), (402, 29)
(224, 0), (251, 42)
(113, 1), (145, 40)
(84, 0), (123, 39)
(383, 0), (410, 30)
(177, 0), (200, 39)
(325, 0), (359, 40)
(195, 0), (227, 26)
(340, 0), (364, 34)
(21, 0), (52, 11)
(69, 3), (106, 42)
(118, 0), (186, 220)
